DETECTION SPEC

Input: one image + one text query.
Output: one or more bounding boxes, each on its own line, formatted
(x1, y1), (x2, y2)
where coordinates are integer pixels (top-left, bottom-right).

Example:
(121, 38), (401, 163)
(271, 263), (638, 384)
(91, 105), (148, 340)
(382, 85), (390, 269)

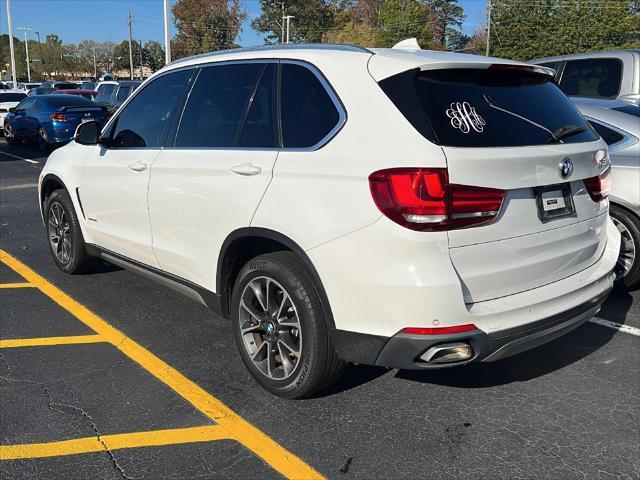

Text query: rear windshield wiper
(545, 125), (587, 144)
(482, 94), (553, 136)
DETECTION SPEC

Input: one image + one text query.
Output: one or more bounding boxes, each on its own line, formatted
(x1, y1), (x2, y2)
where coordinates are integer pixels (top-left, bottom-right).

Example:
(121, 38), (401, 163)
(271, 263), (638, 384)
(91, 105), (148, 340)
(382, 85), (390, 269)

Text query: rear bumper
(332, 285), (612, 369)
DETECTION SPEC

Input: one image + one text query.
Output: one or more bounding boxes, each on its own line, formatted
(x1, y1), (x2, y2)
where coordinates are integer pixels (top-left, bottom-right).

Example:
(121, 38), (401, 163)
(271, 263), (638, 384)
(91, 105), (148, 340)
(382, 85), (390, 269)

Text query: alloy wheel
(238, 276), (302, 380)
(612, 216), (636, 278)
(48, 201), (72, 265)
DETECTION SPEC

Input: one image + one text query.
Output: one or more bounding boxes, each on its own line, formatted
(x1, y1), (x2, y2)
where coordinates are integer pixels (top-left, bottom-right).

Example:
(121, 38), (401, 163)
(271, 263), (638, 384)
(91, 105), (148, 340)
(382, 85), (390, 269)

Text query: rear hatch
(377, 60), (610, 303)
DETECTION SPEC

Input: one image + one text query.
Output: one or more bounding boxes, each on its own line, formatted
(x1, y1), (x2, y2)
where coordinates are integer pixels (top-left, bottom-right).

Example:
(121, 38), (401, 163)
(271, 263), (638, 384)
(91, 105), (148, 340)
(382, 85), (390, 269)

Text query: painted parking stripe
(0, 282), (34, 288)
(0, 150), (40, 163)
(0, 183), (38, 190)
(589, 317), (640, 337)
(0, 425), (226, 460)
(0, 334), (104, 349)
(0, 249), (324, 480)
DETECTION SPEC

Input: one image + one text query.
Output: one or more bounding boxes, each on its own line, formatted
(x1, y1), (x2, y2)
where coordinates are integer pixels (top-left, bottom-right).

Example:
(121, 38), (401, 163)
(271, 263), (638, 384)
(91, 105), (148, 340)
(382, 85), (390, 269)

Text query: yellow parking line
(0, 425), (227, 460)
(0, 334), (104, 349)
(0, 282), (34, 289)
(0, 249), (324, 480)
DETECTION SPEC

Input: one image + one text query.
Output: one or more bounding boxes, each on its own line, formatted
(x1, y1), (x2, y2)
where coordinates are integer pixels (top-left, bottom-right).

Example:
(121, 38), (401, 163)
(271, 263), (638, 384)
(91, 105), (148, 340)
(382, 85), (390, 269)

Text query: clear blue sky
(1, 0), (487, 46)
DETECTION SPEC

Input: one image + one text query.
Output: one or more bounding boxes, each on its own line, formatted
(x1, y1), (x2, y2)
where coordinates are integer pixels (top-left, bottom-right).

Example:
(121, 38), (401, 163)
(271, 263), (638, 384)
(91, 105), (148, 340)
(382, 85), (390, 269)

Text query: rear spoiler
(59, 105), (107, 113)
(368, 50), (556, 82)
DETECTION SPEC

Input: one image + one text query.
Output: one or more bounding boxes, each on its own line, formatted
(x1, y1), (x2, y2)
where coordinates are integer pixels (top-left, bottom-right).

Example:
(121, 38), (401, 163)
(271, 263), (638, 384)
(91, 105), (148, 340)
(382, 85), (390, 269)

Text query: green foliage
(252, 0), (340, 44)
(171, 0), (246, 58)
(490, 0), (640, 61)
(143, 41), (166, 73)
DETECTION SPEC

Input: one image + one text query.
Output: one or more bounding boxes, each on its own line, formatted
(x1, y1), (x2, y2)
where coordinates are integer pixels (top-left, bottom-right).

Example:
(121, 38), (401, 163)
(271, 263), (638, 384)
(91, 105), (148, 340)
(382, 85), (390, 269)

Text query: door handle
(128, 161), (147, 172)
(230, 163), (262, 176)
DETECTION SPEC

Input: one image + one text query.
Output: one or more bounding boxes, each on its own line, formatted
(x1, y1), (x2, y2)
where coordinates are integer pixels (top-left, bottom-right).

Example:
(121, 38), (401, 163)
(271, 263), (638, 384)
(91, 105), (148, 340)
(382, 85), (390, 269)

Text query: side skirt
(85, 245), (226, 316)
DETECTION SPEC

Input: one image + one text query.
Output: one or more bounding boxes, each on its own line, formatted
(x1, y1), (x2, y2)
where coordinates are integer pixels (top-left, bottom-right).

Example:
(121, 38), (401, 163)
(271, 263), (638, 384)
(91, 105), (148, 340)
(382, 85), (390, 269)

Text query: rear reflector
(583, 167), (611, 202)
(401, 324), (478, 335)
(369, 168), (504, 231)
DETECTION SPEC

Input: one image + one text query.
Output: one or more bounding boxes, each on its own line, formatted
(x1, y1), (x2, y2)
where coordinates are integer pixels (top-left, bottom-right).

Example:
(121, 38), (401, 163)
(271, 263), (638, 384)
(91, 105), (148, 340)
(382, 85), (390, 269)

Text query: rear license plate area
(534, 183), (575, 221)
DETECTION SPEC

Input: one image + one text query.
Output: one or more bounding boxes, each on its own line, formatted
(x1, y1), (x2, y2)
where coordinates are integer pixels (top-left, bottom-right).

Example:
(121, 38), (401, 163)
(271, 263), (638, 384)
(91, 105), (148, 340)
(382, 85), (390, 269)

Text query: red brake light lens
(583, 167), (611, 202)
(369, 168), (505, 231)
(401, 324), (478, 335)
(49, 113), (67, 122)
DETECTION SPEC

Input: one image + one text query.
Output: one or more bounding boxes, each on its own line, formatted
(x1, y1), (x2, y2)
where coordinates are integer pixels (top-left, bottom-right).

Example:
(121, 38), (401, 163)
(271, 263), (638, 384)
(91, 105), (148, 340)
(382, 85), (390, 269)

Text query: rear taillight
(583, 167), (611, 202)
(49, 113), (67, 122)
(369, 168), (505, 231)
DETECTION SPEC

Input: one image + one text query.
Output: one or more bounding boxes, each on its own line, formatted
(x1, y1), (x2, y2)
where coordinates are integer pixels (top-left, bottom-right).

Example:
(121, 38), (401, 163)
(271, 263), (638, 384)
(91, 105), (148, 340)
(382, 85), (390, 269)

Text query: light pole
(486, 0), (492, 56)
(6, 0), (18, 87)
(163, 0), (171, 64)
(283, 15), (295, 44)
(18, 27), (33, 82)
(128, 10), (134, 80)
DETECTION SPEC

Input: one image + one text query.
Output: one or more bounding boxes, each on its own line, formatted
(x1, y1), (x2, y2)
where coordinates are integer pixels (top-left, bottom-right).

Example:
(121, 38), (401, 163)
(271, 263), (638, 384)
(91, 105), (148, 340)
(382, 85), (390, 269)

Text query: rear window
(559, 58), (622, 98)
(54, 83), (77, 89)
(379, 68), (599, 147)
(96, 84), (116, 101)
(116, 85), (132, 101)
(612, 104), (640, 117)
(43, 96), (94, 108)
(0, 93), (27, 102)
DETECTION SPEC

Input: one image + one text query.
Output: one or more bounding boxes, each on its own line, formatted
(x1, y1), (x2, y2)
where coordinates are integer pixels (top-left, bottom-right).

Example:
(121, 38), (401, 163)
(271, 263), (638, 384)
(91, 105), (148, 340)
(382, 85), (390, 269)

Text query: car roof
(161, 42), (547, 81)
(53, 89), (97, 94)
(0, 90), (26, 95)
(530, 49), (639, 63)
(573, 97), (640, 135)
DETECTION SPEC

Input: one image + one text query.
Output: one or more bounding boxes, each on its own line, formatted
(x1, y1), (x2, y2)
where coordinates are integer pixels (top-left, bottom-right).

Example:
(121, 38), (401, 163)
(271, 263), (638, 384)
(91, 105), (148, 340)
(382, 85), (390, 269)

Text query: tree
(428, 0), (465, 50)
(172, 0), (246, 58)
(490, 0), (640, 61)
(142, 40), (165, 72)
(252, 0), (340, 44)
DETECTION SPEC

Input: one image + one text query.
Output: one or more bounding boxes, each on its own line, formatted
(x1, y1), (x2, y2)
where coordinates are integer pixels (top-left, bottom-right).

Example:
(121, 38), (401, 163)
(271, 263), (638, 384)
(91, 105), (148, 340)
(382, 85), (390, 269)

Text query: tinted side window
(559, 59), (622, 98)
(116, 85), (131, 101)
(175, 63), (263, 148)
(110, 70), (191, 148)
(281, 63), (340, 148)
(238, 64), (277, 148)
(589, 120), (624, 146)
(17, 98), (36, 111)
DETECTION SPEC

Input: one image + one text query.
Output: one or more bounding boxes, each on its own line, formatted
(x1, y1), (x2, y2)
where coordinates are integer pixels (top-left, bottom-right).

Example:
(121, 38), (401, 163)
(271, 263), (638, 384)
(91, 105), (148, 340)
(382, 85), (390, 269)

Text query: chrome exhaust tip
(420, 342), (473, 364)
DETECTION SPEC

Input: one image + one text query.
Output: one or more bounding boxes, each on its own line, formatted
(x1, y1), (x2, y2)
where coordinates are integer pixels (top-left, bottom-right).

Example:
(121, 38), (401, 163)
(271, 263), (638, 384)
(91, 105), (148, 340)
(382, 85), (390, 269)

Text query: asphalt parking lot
(1, 137), (639, 480)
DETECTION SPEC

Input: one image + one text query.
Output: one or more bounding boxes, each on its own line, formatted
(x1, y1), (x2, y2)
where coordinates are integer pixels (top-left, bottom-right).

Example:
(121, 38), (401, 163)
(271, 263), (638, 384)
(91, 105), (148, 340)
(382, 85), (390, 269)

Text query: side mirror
(74, 121), (100, 145)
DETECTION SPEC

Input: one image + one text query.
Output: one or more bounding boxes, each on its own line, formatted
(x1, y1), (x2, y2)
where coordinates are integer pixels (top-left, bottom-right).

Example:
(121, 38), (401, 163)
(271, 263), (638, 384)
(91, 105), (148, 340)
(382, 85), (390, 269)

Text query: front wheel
(4, 124), (18, 145)
(45, 189), (99, 274)
(231, 252), (345, 399)
(611, 205), (640, 290)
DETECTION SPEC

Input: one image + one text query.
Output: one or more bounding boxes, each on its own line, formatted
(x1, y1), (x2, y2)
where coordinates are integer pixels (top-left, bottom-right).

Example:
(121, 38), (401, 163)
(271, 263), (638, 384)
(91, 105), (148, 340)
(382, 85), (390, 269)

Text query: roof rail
(168, 43), (373, 66)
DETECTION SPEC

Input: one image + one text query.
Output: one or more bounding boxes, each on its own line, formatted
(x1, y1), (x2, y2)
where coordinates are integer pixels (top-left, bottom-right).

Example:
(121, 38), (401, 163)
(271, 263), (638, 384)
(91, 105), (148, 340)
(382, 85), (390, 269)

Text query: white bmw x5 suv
(39, 43), (620, 398)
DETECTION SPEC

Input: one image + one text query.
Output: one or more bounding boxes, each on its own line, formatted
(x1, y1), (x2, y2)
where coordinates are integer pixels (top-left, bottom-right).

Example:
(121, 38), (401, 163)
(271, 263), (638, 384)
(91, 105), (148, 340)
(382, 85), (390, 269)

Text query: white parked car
(39, 43), (619, 398)
(0, 90), (27, 133)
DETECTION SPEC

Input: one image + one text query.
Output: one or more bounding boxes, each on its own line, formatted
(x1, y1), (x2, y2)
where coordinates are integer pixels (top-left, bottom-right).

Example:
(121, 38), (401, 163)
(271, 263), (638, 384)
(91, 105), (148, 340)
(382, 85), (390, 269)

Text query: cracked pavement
(1, 140), (639, 479)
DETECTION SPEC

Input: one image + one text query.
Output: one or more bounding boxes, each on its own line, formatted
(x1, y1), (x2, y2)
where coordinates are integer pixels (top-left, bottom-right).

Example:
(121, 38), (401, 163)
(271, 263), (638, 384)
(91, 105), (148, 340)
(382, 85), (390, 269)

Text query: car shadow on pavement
(319, 289), (635, 395)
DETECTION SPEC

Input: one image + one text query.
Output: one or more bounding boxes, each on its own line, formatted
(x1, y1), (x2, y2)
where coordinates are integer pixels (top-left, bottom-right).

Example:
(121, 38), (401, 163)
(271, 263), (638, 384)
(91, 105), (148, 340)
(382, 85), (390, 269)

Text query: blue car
(4, 95), (108, 153)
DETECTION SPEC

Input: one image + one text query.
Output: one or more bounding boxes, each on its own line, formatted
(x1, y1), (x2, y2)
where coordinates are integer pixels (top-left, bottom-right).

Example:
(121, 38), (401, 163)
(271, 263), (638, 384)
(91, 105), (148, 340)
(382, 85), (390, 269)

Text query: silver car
(574, 97), (640, 288)
(530, 50), (640, 104)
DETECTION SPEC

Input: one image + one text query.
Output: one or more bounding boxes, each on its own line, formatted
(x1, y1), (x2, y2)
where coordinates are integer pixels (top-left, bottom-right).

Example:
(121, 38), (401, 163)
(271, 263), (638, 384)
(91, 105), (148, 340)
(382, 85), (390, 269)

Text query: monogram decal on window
(446, 102), (486, 133)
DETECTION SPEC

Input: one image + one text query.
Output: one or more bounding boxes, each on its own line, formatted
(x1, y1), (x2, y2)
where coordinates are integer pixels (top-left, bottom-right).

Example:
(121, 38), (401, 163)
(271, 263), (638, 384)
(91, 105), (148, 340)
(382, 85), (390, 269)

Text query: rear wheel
(231, 252), (345, 399)
(610, 205), (640, 290)
(37, 127), (52, 153)
(45, 189), (99, 274)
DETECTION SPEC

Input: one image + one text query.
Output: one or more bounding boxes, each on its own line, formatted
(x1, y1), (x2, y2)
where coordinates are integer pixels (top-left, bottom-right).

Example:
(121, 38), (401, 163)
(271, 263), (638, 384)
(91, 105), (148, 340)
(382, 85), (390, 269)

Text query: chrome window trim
(586, 116), (639, 153)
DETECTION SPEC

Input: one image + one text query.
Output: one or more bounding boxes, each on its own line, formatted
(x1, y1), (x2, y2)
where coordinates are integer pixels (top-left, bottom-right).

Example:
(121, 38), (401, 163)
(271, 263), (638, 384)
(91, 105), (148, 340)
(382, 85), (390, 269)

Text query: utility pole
(6, 0), (18, 87)
(138, 40), (144, 80)
(35, 31), (46, 79)
(281, 2), (285, 44)
(163, 0), (171, 64)
(18, 27), (33, 82)
(283, 15), (294, 44)
(92, 48), (97, 79)
(128, 10), (134, 80)
(486, 0), (492, 57)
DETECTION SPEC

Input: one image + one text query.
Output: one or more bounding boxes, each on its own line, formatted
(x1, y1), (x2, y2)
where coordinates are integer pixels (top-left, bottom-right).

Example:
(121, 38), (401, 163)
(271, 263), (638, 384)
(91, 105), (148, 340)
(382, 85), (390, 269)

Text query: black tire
(37, 127), (52, 154)
(44, 189), (99, 274)
(610, 205), (640, 290)
(231, 252), (346, 399)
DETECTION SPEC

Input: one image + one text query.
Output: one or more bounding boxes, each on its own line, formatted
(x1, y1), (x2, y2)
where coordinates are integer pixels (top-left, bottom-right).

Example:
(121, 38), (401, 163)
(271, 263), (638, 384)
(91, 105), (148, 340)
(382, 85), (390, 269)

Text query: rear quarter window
(559, 58), (622, 98)
(379, 68), (599, 148)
